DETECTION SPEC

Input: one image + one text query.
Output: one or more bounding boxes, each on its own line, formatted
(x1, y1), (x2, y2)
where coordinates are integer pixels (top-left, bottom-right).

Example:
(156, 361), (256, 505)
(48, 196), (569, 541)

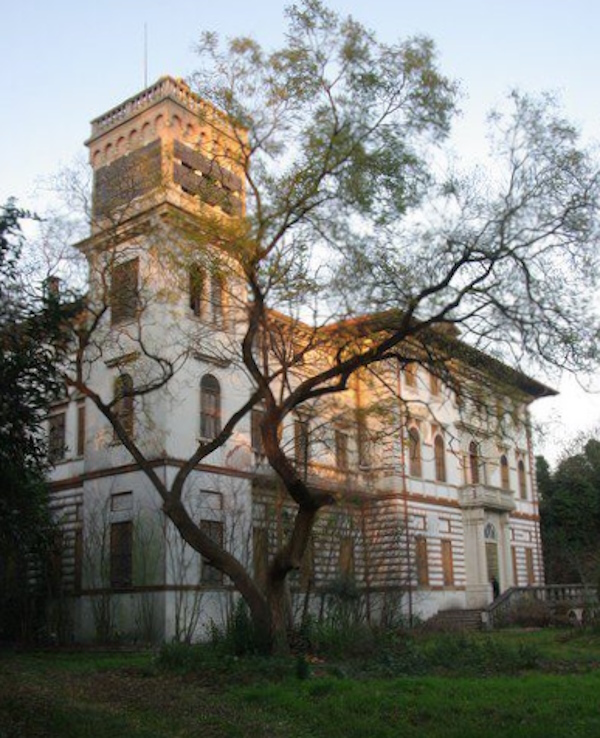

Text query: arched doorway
(484, 522), (499, 593)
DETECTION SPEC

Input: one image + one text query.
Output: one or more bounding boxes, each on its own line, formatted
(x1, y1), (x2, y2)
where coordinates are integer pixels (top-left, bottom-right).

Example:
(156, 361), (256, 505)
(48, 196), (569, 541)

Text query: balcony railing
(486, 585), (599, 628)
(458, 483), (516, 512)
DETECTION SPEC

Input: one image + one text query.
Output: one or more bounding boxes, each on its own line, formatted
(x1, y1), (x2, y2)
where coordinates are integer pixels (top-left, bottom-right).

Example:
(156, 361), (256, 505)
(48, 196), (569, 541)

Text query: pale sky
(2, 0), (600, 461)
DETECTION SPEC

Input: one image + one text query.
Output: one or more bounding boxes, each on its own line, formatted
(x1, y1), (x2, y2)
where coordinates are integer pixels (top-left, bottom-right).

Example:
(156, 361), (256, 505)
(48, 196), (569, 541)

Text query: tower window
(210, 274), (225, 326)
(189, 264), (205, 317)
(111, 258), (139, 324)
(114, 374), (134, 437)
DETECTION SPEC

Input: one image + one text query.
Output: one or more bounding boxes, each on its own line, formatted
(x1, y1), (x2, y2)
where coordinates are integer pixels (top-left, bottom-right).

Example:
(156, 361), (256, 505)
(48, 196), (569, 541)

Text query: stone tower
(84, 76), (245, 230)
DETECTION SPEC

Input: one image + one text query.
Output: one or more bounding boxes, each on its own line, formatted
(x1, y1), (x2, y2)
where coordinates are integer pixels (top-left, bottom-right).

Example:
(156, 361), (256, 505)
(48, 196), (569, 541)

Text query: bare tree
(47, 1), (600, 652)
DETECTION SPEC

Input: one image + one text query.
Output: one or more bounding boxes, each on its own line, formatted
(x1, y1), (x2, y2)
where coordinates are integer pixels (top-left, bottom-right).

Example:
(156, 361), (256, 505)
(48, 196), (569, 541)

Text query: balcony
(251, 458), (374, 498)
(458, 484), (515, 512)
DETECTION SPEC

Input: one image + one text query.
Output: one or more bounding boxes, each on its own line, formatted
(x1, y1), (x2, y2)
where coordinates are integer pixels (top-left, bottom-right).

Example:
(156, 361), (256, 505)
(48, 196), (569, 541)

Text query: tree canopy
(539, 438), (600, 586)
(42, 1), (600, 651)
(0, 201), (62, 639)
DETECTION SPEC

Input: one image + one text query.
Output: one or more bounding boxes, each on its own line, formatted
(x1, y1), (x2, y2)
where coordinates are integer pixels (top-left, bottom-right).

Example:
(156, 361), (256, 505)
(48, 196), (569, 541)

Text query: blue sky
(2, 0), (600, 456)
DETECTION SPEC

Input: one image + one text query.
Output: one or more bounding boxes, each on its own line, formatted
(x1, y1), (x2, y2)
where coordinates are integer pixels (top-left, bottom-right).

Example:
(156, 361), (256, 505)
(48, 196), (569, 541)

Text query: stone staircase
(423, 608), (484, 632)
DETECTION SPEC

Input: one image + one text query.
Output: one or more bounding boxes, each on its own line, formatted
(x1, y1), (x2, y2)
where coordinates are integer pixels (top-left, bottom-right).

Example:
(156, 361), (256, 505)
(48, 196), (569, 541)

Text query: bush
(426, 633), (541, 674)
(301, 619), (377, 659)
(156, 641), (218, 672)
(362, 632), (541, 677)
(207, 599), (270, 656)
(497, 599), (554, 628)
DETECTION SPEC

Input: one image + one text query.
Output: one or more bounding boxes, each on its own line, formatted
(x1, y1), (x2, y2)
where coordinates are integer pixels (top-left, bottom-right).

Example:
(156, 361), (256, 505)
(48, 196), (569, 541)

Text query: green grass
(2, 630), (600, 738)
(236, 673), (600, 738)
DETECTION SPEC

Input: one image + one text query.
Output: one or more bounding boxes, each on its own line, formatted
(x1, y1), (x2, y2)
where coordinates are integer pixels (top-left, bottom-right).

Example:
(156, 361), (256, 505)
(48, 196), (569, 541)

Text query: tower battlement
(86, 76), (245, 224)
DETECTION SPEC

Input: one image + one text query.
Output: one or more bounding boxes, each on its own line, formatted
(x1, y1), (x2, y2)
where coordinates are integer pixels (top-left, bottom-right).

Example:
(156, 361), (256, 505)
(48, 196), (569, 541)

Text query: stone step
(424, 608), (483, 632)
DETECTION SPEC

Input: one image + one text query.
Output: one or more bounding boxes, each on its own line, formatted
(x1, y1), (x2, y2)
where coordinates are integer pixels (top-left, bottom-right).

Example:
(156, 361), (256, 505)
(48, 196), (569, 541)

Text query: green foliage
(0, 200), (63, 642)
(351, 631), (541, 678)
(193, 0), (458, 294)
(295, 653), (311, 680)
(539, 440), (600, 586)
(323, 576), (362, 628)
(497, 598), (555, 629)
(301, 618), (378, 659)
(7, 632), (600, 738)
(207, 598), (270, 656)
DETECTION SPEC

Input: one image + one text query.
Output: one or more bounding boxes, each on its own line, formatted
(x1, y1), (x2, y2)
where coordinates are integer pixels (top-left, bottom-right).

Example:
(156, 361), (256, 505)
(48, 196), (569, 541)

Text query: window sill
(49, 457), (69, 466)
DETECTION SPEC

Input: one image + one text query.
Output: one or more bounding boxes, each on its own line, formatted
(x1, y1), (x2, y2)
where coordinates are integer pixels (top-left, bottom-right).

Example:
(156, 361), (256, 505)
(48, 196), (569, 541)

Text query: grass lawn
(1, 630), (600, 738)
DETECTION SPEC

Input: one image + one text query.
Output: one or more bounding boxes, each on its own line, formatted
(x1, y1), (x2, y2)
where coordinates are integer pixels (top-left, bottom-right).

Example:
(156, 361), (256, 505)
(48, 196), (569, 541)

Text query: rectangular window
(200, 377), (221, 440)
(294, 419), (310, 469)
(210, 274), (224, 326)
(111, 258), (139, 325)
(335, 429), (348, 470)
(110, 520), (133, 589)
(48, 412), (66, 463)
(357, 416), (370, 467)
(253, 527), (269, 591)
(251, 408), (265, 457)
(114, 374), (134, 438)
(74, 529), (83, 593)
(339, 536), (355, 578)
(201, 520), (224, 585)
(525, 548), (535, 585)
(415, 536), (429, 586)
(512, 546), (519, 586)
(405, 363), (417, 388)
(111, 491), (133, 512)
(76, 402), (86, 457)
(189, 264), (205, 317)
(49, 531), (64, 597)
(300, 538), (314, 591)
(441, 539), (454, 586)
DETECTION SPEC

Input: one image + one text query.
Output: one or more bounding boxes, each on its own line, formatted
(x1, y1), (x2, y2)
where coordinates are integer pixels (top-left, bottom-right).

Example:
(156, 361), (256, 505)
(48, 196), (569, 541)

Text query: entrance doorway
(484, 522), (499, 594)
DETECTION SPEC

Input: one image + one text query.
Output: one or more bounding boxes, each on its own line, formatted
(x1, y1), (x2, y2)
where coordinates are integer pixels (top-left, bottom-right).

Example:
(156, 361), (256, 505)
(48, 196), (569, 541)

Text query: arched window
(434, 434), (446, 482)
(408, 427), (422, 478)
(484, 522), (497, 541)
(114, 373), (134, 436)
(200, 375), (221, 439)
(500, 454), (510, 491)
(469, 441), (480, 485)
(518, 458), (527, 499)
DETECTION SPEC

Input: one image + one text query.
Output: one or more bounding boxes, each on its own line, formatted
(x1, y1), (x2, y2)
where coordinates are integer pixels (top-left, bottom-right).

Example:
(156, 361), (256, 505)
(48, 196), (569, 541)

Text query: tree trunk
(163, 495), (273, 651)
(267, 577), (292, 654)
(265, 504), (321, 653)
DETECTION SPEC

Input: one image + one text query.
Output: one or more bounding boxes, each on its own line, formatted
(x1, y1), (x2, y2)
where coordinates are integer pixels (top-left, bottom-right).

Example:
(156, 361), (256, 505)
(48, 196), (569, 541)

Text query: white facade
(46, 78), (550, 642)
